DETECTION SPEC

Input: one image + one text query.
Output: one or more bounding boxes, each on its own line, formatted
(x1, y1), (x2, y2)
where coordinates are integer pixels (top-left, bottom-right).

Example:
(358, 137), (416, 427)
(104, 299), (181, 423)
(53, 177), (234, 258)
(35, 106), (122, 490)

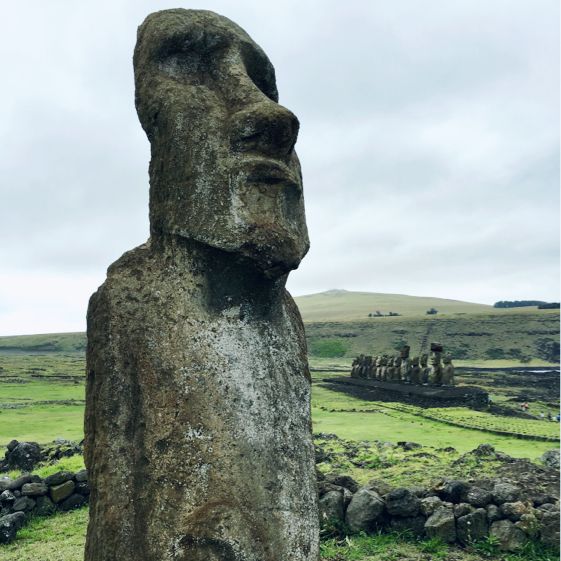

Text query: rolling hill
(293, 289), (492, 322)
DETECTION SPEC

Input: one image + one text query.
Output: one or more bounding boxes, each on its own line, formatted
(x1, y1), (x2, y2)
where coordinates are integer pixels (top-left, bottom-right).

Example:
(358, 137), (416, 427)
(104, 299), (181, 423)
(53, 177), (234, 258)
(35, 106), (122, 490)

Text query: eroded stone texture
(85, 9), (318, 561)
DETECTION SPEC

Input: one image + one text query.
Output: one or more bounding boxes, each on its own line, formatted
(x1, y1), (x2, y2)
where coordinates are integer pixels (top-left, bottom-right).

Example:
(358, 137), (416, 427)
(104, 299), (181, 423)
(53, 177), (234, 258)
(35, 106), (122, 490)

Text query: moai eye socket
(240, 43), (279, 102)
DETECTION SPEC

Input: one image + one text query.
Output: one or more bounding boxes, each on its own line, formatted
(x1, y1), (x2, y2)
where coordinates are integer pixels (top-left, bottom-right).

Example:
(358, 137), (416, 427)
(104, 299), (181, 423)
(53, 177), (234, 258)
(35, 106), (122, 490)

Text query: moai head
(134, 9), (309, 277)
(394, 356), (402, 367)
(420, 353), (428, 367)
(378, 355), (388, 366)
(430, 353), (441, 366)
(443, 355), (453, 365)
(411, 356), (420, 366)
(400, 345), (410, 359)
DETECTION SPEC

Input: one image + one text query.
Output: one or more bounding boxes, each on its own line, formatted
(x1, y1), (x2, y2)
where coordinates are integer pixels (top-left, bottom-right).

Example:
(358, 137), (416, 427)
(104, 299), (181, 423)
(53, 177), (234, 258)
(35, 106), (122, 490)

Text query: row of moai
(350, 343), (455, 386)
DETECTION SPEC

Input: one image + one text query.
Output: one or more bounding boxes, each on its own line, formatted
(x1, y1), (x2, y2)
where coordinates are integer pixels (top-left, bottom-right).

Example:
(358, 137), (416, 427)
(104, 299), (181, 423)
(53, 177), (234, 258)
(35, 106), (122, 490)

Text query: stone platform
(322, 376), (489, 409)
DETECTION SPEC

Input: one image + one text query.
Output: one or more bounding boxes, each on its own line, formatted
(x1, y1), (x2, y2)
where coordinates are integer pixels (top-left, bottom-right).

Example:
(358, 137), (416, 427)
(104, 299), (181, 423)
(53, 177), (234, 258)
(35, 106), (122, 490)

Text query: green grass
(311, 384), (558, 459)
(0, 404), (85, 444)
(319, 532), (559, 561)
(0, 508), (87, 560)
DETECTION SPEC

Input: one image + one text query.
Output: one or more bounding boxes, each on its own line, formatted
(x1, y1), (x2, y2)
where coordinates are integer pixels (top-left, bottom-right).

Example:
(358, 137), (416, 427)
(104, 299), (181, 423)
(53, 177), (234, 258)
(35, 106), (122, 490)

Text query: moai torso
(441, 355), (455, 385)
(428, 353), (443, 385)
(420, 354), (430, 384)
(85, 10), (318, 561)
(409, 357), (421, 384)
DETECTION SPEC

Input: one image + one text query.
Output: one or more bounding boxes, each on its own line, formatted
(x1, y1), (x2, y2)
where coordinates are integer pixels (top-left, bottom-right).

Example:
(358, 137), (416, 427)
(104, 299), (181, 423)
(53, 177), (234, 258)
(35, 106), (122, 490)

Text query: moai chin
(84, 9), (318, 561)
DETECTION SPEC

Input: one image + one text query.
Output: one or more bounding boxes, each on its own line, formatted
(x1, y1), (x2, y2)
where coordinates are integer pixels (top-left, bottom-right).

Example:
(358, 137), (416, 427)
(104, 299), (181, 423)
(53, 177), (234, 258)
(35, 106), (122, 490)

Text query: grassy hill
(294, 289), (494, 321)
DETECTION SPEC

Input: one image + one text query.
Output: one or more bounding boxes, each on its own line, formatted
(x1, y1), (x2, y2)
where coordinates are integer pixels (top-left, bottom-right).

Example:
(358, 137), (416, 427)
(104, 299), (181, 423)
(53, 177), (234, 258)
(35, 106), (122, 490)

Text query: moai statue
(394, 355), (402, 382)
(377, 355), (388, 381)
(364, 355), (376, 379)
(370, 356), (378, 380)
(441, 355), (455, 386)
(351, 356), (361, 378)
(420, 353), (430, 384)
(85, 10), (318, 561)
(409, 356), (421, 384)
(386, 357), (396, 381)
(428, 353), (443, 385)
(400, 346), (411, 382)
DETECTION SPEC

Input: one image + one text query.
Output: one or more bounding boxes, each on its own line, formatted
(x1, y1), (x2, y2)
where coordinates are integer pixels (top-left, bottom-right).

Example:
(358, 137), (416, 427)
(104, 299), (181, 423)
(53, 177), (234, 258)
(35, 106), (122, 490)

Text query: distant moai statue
(409, 356), (421, 384)
(351, 356), (361, 378)
(420, 353), (430, 383)
(368, 356), (378, 379)
(84, 10), (318, 561)
(378, 355), (388, 380)
(399, 345), (411, 382)
(428, 342), (444, 385)
(393, 355), (402, 381)
(441, 355), (455, 386)
(386, 357), (396, 381)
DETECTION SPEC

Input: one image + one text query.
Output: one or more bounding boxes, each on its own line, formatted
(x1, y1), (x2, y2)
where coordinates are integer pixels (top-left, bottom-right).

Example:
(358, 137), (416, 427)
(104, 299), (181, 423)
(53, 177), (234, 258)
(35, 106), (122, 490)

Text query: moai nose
(230, 101), (300, 158)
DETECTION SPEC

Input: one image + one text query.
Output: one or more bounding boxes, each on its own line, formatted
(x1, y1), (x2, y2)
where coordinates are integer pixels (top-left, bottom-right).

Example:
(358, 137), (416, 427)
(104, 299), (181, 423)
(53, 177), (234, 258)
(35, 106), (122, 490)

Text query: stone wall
(0, 469), (89, 544)
(319, 471), (560, 552)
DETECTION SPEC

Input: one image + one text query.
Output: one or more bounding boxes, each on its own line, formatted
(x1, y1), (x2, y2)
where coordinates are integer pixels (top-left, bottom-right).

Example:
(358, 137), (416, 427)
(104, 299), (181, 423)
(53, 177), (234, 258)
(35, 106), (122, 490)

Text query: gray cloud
(0, 0), (558, 334)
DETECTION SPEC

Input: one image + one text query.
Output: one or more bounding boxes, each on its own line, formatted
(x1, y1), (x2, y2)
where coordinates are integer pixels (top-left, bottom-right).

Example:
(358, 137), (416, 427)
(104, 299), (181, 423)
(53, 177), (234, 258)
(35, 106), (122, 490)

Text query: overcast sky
(0, 0), (559, 335)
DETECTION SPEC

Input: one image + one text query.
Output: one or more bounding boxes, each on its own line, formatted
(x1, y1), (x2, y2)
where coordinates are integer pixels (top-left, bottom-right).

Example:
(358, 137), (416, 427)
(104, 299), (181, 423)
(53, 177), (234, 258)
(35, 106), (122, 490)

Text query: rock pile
(0, 439), (83, 473)
(0, 468), (89, 544)
(318, 473), (559, 552)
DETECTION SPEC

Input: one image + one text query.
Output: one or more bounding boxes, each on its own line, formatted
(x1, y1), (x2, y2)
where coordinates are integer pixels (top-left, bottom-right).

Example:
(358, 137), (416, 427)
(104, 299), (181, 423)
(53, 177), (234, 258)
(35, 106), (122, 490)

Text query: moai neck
(152, 233), (288, 320)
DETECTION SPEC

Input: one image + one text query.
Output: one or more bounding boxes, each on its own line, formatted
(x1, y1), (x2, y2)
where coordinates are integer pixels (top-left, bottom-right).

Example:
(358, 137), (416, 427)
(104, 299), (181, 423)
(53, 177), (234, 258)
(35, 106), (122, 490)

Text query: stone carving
(351, 344), (455, 387)
(85, 9), (318, 561)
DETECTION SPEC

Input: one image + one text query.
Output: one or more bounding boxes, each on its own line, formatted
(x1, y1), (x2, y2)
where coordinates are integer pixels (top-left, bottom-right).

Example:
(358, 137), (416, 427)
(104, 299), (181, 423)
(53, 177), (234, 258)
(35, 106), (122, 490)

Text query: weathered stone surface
(540, 449), (560, 470)
(500, 501), (531, 521)
(492, 482), (519, 504)
(21, 482), (48, 497)
(539, 510), (560, 551)
(12, 496), (35, 512)
(3, 442), (42, 471)
(453, 503), (473, 518)
(84, 9), (317, 561)
(319, 490), (345, 524)
(345, 488), (385, 533)
(456, 508), (488, 545)
(390, 515), (426, 537)
(60, 493), (86, 512)
(74, 469), (88, 483)
(0, 512), (26, 544)
(466, 487), (493, 507)
(425, 507), (456, 543)
(514, 513), (539, 538)
(324, 473), (359, 493)
(486, 504), (502, 523)
(35, 496), (56, 517)
(0, 491), (16, 505)
(420, 496), (442, 516)
(44, 471), (73, 487)
(0, 475), (32, 492)
(75, 481), (90, 496)
(50, 481), (75, 504)
(436, 480), (469, 503)
(489, 519), (526, 551)
(385, 488), (421, 517)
